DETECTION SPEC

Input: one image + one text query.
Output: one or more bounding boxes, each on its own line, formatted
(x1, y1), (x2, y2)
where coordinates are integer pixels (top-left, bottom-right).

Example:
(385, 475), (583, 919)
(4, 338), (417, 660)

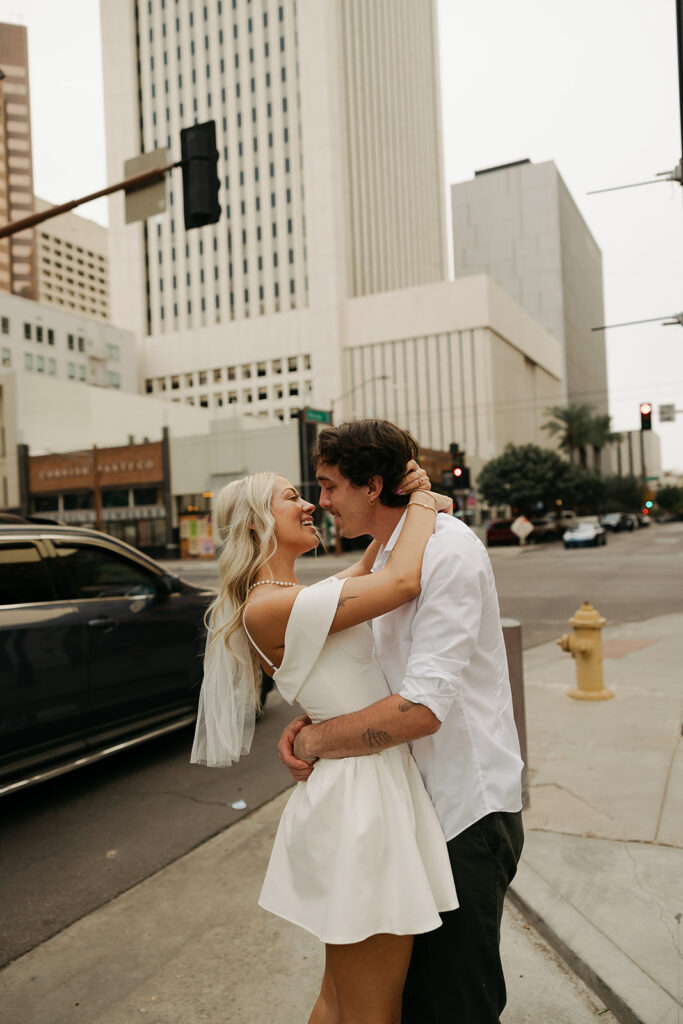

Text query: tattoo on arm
(397, 700), (414, 712)
(362, 728), (392, 749)
(337, 595), (359, 609)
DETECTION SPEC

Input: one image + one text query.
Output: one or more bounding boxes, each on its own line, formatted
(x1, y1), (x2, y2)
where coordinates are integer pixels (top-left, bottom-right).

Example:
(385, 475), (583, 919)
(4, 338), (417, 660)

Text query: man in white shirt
(278, 419), (524, 1023)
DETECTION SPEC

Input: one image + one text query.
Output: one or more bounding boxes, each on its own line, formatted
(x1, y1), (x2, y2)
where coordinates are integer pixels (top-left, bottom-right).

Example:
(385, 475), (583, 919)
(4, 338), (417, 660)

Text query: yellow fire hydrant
(557, 601), (613, 701)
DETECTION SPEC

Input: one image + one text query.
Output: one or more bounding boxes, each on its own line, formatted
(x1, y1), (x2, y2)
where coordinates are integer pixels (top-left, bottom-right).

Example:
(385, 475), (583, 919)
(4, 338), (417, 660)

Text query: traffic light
(452, 465), (471, 489)
(639, 402), (652, 431)
(180, 120), (221, 230)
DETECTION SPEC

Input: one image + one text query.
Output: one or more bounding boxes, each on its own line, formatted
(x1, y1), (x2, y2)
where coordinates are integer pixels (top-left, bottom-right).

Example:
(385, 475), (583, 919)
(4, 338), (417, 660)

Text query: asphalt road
(2, 520), (682, 968)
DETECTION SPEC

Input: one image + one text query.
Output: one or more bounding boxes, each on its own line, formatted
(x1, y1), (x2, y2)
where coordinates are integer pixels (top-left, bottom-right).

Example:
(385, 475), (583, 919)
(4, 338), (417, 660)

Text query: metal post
(17, 443), (30, 517)
(502, 619), (529, 809)
(92, 446), (102, 531)
(677, 0), (683, 163)
(639, 428), (647, 484)
(161, 426), (176, 554)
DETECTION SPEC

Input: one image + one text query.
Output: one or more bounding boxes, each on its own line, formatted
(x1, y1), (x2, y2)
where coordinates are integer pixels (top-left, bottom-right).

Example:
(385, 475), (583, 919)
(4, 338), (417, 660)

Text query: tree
(477, 444), (572, 515)
(586, 414), (621, 475)
(603, 475), (644, 512)
(656, 485), (683, 516)
(542, 404), (594, 468)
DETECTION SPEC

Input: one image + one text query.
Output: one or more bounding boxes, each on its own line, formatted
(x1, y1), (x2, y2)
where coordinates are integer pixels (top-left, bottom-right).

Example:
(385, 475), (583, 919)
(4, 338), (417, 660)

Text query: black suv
(0, 521), (213, 796)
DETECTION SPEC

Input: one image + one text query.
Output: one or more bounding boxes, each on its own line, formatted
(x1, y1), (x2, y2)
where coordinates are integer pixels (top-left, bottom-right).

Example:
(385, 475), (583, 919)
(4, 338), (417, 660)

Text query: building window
(36, 326), (43, 343)
(228, 391), (237, 404)
(24, 353), (33, 370)
(215, 394), (224, 407)
(289, 383), (299, 397)
(213, 368), (222, 382)
(288, 356), (298, 372)
(107, 371), (121, 388)
(47, 328), (55, 345)
(198, 370), (208, 385)
(36, 356), (45, 373)
(244, 390), (253, 403)
(67, 362), (75, 378)
(258, 387), (267, 401)
(1, 317), (9, 335)
(23, 323), (31, 340)
(77, 337), (85, 352)
(1, 348), (10, 367)
(185, 373), (194, 387)
(171, 375), (180, 390)
(199, 395), (209, 408)
(78, 365), (86, 381)
(227, 366), (236, 381)
(48, 358), (56, 375)
(242, 364), (252, 379)
(106, 343), (120, 361)
(67, 334), (74, 350)
(272, 359), (282, 374)
(146, 379), (153, 394)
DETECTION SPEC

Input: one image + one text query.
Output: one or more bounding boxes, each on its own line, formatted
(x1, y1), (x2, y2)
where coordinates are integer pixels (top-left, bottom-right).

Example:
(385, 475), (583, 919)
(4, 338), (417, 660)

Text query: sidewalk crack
(654, 737), (681, 843)
(532, 782), (616, 819)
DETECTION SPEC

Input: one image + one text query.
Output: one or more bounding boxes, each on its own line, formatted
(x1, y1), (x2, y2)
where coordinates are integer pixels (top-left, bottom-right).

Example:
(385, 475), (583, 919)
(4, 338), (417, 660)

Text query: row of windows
(39, 233), (105, 263)
(179, 394), (299, 420)
(7, 320), (120, 360)
(17, 353), (121, 388)
(145, 354), (310, 392)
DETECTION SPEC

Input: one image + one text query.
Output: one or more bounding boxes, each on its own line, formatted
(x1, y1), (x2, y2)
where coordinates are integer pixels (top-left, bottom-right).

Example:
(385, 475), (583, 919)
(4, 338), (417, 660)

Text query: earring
(368, 497), (376, 506)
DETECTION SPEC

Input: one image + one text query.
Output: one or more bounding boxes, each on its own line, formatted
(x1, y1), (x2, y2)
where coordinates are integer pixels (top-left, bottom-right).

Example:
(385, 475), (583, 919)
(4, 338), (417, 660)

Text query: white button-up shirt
(372, 512), (523, 842)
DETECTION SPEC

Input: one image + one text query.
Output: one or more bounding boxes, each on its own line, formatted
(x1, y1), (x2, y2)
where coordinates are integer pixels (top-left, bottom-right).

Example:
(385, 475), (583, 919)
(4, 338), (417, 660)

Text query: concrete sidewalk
(512, 611), (683, 1024)
(1, 612), (681, 1022)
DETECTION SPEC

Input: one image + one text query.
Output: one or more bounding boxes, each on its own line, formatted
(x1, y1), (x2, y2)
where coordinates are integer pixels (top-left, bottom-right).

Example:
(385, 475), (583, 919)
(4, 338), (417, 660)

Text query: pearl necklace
(249, 579), (297, 591)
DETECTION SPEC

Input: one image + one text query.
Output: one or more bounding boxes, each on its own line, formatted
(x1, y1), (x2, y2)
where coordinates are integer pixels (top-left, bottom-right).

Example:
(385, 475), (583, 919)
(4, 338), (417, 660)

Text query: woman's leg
(308, 951), (339, 1024)
(323, 933), (413, 1024)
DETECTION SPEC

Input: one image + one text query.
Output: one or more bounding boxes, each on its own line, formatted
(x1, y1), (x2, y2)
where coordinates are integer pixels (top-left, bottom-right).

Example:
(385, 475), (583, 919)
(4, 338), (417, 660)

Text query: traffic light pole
(0, 161), (180, 241)
(678, 0), (683, 162)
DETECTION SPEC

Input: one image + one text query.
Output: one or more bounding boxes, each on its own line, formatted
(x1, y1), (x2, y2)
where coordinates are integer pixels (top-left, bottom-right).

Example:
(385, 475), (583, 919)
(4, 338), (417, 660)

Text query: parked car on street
(636, 512), (651, 528)
(563, 517), (607, 549)
(485, 518), (518, 547)
(0, 521), (213, 796)
(601, 512), (637, 532)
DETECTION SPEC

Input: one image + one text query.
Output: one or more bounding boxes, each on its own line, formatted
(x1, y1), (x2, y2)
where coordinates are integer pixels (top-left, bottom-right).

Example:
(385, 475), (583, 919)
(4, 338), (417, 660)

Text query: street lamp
(330, 374), (389, 421)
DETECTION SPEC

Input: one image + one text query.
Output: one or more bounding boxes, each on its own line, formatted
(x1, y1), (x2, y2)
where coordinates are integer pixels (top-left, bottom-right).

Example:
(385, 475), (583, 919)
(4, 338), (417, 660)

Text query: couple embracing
(192, 418), (524, 1024)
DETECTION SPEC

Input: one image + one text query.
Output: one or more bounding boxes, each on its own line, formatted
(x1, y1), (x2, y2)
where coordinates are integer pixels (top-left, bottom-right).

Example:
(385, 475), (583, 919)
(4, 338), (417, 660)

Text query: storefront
(26, 434), (173, 557)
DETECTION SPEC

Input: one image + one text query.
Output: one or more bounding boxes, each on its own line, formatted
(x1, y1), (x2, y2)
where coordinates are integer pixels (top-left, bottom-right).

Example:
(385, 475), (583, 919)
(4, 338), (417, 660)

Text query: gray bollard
(501, 619), (529, 809)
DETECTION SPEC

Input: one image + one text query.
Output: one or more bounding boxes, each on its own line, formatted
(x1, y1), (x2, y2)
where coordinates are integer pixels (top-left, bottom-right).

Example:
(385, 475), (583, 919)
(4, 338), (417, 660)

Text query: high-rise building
(34, 199), (110, 321)
(100, 0), (447, 416)
(451, 159), (608, 414)
(0, 23), (38, 301)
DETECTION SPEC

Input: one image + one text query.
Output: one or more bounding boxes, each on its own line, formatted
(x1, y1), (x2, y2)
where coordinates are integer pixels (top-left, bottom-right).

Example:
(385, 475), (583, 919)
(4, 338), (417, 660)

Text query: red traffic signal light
(639, 402), (652, 431)
(452, 467), (463, 478)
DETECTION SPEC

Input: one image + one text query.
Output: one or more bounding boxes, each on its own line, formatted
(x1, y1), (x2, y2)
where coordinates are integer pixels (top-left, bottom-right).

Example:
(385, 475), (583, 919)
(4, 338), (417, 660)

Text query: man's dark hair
(310, 419), (419, 508)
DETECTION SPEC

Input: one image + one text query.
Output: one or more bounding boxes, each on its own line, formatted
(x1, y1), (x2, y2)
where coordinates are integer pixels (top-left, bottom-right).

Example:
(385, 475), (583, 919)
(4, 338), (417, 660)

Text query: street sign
(659, 404), (676, 423)
(124, 148), (168, 224)
(510, 515), (534, 541)
(304, 408), (332, 424)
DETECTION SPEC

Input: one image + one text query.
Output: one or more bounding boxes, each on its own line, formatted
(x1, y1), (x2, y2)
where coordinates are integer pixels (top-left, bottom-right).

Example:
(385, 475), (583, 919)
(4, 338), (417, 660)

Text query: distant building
(100, 0), (447, 417)
(34, 199), (110, 321)
(0, 291), (136, 391)
(610, 429), (662, 482)
(451, 159), (608, 414)
(0, 23), (38, 301)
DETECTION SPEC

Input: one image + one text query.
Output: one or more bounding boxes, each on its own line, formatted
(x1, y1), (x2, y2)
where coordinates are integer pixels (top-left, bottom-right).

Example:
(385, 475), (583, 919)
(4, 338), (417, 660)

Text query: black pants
(401, 810), (524, 1024)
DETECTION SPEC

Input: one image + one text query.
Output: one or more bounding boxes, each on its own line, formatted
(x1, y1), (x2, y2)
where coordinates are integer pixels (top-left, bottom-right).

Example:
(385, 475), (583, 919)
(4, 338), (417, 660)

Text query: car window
(0, 541), (56, 606)
(53, 541), (159, 599)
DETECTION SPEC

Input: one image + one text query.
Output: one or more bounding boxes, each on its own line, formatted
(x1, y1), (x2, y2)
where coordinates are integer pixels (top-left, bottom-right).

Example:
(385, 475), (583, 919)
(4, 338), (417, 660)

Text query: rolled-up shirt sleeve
(398, 532), (485, 722)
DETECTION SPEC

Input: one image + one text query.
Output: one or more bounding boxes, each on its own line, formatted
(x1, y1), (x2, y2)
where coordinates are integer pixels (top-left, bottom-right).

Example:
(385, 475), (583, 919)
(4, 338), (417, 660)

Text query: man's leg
(401, 810), (524, 1024)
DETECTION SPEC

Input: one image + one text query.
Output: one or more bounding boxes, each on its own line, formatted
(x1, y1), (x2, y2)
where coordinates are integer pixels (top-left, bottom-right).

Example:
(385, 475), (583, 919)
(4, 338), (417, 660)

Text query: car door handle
(87, 617), (117, 632)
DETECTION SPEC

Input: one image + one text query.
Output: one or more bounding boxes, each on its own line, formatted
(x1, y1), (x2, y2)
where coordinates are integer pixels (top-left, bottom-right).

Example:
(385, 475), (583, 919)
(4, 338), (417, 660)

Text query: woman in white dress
(191, 466), (457, 1024)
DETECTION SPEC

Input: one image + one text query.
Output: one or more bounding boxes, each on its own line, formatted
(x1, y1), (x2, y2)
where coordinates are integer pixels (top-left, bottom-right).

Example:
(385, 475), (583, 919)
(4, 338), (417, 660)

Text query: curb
(509, 859), (681, 1024)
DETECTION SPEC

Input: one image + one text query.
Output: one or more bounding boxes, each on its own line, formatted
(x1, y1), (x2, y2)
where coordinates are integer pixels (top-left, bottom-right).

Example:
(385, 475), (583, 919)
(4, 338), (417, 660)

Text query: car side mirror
(158, 574), (182, 597)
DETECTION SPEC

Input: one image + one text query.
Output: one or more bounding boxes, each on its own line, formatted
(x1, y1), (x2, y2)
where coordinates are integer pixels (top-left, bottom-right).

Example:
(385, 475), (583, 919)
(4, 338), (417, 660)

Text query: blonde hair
(205, 472), (280, 693)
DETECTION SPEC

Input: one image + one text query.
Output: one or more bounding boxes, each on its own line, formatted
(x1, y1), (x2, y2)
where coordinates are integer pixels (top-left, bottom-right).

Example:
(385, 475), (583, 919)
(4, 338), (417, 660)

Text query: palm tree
(586, 414), (621, 475)
(542, 404), (594, 468)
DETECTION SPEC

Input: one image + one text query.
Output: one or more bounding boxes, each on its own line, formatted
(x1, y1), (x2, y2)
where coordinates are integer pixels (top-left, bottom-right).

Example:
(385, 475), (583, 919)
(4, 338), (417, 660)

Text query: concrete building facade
(451, 159), (608, 415)
(0, 23), (37, 301)
(34, 199), (110, 321)
(100, 0), (447, 414)
(0, 292), (136, 392)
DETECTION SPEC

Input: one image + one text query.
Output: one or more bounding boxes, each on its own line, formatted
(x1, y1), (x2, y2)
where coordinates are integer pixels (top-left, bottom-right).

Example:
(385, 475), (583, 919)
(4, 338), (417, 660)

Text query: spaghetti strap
(242, 615), (278, 672)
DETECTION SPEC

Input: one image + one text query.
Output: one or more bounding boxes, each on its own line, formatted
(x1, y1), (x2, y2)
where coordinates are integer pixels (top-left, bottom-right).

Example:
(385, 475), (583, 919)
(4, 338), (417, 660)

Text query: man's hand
(277, 715), (316, 782)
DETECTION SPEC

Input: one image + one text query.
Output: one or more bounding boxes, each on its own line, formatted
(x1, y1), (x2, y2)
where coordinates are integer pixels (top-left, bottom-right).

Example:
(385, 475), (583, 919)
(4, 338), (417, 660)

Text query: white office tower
(100, 0), (447, 420)
(451, 160), (608, 414)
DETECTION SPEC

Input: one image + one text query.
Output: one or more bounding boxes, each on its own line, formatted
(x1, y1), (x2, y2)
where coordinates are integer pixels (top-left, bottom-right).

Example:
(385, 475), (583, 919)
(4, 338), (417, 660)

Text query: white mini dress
(255, 576), (458, 945)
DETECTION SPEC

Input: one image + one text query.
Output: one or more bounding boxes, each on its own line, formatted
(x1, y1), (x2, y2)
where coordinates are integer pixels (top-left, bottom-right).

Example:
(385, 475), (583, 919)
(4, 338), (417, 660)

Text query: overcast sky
(2, 0), (682, 473)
